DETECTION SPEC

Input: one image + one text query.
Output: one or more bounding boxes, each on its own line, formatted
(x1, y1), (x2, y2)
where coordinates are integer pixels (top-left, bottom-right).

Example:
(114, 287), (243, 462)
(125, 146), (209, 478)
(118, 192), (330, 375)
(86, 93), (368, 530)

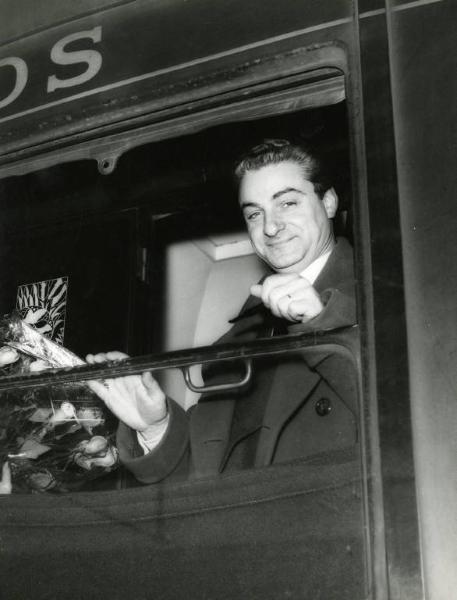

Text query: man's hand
(86, 351), (168, 433)
(251, 273), (324, 323)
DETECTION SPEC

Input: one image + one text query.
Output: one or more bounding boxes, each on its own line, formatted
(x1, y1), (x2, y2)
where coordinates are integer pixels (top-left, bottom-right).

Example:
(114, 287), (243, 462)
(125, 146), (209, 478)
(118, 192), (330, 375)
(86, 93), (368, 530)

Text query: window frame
(0, 41), (386, 597)
(0, 44), (347, 178)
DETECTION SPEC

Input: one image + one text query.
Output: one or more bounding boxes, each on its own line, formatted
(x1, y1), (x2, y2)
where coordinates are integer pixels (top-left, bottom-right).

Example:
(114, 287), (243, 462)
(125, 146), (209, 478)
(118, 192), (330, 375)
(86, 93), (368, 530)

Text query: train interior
(0, 100), (352, 411)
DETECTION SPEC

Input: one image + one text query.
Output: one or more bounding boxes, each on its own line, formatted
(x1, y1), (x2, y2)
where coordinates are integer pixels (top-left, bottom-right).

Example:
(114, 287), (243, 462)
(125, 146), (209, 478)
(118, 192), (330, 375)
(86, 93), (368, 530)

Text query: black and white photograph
(0, 1), (454, 598)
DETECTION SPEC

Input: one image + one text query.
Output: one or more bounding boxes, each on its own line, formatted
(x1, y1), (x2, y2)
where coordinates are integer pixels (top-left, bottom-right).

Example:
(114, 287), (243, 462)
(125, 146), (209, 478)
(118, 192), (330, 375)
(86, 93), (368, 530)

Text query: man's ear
(322, 187), (339, 218)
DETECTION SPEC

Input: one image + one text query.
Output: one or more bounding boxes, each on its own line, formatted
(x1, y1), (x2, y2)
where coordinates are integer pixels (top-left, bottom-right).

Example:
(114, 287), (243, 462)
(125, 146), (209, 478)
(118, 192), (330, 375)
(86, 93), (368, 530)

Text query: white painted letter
(0, 57), (28, 109)
(47, 26), (102, 93)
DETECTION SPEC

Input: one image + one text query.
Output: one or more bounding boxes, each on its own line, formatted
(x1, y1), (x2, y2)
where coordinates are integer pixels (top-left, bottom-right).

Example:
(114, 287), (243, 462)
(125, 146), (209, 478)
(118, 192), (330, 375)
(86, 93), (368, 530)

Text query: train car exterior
(0, 1), (455, 599)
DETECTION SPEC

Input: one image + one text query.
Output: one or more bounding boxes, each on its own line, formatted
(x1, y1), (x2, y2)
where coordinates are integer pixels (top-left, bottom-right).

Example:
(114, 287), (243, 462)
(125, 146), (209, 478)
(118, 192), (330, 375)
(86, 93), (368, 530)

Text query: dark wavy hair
(234, 138), (332, 199)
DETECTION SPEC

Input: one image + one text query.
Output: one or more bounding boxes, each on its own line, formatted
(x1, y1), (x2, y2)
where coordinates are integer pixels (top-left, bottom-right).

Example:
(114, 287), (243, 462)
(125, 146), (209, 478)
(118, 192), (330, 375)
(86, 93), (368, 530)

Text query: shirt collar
(300, 249), (332, 284)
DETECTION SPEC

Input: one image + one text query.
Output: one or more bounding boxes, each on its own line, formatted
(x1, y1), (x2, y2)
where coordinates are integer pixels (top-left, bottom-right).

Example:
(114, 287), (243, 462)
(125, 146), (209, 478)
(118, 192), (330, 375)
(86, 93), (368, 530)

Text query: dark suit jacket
(117, 238), (358, 483)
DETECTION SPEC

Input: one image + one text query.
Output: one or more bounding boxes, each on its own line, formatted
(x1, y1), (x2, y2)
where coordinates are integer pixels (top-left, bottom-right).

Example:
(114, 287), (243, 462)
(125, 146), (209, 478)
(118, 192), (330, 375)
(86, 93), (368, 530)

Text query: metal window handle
(182, 359), (252, 394)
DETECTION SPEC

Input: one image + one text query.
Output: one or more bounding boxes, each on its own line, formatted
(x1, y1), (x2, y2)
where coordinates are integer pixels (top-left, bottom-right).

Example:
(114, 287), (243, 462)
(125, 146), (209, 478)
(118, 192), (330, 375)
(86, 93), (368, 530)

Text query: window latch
(182, 359), (252, 394)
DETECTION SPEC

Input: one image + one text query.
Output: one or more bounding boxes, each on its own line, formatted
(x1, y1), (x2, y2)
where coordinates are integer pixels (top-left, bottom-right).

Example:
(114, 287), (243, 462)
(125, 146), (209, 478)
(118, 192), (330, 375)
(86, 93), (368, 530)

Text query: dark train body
(0, 2), (454, 598)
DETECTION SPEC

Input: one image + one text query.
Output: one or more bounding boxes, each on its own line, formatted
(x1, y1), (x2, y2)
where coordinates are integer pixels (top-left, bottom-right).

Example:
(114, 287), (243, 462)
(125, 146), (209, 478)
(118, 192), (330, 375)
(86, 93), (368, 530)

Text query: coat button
(315, 397), (332, 416)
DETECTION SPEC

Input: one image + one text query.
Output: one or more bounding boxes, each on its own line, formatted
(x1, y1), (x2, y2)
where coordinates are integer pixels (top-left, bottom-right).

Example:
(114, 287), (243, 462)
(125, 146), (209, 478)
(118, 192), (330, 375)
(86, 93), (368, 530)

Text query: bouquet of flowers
(0, 313), (119, 493)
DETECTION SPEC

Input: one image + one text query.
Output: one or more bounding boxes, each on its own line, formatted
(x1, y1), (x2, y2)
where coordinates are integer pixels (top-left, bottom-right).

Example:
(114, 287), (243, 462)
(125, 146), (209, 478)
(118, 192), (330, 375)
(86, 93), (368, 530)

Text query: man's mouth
(266, 236), (296, 247)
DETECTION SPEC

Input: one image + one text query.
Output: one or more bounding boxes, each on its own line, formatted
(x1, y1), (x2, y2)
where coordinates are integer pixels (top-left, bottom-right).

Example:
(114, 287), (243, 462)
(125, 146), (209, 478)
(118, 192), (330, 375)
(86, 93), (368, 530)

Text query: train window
(0, 97), (368, 598)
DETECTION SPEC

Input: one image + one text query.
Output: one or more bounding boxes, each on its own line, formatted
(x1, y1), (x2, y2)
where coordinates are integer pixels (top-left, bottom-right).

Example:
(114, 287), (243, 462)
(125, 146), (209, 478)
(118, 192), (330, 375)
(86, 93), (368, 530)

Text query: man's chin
(267, 258), (305, 274)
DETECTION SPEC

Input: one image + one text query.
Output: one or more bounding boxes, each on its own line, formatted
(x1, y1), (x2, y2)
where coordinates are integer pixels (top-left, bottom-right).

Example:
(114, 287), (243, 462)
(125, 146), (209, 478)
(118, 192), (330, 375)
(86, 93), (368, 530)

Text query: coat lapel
(313, 237), (353, 294)
(253, 356), (321, 467)
(239, 239), (354, 468)
(190, 309), (275, 477)
(190, 399), (235, 477)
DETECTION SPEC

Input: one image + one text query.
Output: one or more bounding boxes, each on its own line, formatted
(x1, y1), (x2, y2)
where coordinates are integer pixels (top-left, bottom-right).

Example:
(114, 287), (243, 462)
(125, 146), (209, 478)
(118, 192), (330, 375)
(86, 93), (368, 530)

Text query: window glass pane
(0, 342), (366, 599)
(0, 376), (120, 493)
(0, 343), (360, 484)
(0, 97), (367, 597)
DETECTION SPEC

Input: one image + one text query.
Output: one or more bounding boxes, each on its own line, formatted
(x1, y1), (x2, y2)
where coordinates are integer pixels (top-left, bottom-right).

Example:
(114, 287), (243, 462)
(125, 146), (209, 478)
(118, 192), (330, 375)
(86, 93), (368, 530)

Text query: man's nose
(263, 213), (284, 237)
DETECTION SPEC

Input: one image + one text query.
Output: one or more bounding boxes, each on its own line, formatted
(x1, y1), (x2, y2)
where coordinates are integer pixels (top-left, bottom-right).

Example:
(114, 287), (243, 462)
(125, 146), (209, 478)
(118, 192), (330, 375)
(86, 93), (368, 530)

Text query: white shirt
(299, 248), (332, 284)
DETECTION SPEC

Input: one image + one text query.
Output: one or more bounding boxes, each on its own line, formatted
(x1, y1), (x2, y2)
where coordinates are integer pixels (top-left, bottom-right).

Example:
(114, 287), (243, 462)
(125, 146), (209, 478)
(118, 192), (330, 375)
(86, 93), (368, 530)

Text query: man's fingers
(141, 372), (167, 410)
(250, 284), (262, 298)
(142, 371), (160, 392)
(251, 276), (297, 305)
(85, 352), (130, 398)
(86, 350), (128, 363)
(84, 352), (166, 431)
(86, 379), (113, 404)
(86, 353), (102, 364)
(268, 278), (309, 308)
(257, 274), (301, 307)
(104, 351), (129, 361)
(275, 294), (293, 319)
(289, 297), (324, 321)
(253, 273), (324, 322)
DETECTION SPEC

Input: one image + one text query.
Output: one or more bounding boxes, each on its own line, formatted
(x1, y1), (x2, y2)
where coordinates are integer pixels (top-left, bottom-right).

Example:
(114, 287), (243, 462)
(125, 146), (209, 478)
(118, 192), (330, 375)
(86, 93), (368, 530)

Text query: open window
(0, 58), (372, 600)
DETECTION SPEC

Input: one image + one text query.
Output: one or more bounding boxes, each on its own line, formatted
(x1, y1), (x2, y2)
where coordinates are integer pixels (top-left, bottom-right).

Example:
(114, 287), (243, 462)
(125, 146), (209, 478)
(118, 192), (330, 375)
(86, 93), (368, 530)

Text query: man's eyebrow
(240, 201), (259, 209)
(272, 187), (304, 200)
(240, 187), (304, 209)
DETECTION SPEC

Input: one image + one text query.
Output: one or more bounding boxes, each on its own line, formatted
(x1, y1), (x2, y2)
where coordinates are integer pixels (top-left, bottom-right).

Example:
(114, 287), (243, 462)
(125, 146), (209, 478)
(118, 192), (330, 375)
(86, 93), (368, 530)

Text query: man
(85, 138), (358, 483)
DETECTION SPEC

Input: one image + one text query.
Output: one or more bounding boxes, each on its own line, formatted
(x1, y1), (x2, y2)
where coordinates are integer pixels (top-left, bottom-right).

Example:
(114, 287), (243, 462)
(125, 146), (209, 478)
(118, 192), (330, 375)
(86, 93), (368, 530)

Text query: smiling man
(231, 139), (355, 331)
(82, 138), (358, 484)
(238, 140), (338, 314)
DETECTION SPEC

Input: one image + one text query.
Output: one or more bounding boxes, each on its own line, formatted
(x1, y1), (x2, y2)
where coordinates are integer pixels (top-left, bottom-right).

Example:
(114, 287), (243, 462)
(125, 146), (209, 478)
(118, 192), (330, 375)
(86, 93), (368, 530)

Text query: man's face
(239, 161), (337, 273)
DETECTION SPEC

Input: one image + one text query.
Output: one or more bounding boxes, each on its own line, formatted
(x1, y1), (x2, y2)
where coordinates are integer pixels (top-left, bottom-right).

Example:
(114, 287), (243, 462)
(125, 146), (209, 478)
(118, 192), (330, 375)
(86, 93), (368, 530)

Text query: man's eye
(282, 200), (297, 208)
(246, 211), (261, 221)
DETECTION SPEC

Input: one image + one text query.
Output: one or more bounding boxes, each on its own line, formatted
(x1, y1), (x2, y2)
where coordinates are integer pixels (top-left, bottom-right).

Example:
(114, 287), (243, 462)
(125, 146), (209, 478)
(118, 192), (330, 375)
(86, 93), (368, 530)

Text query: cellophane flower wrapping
(0, 313), (119, 493)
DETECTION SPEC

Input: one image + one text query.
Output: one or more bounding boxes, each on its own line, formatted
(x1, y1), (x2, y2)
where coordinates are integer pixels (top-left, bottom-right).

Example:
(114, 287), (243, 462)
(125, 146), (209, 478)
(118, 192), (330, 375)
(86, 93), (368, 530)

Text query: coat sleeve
(287, 284), (357, 335)
(287, 237), (357, 334)
(116, 398), (190, 484)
